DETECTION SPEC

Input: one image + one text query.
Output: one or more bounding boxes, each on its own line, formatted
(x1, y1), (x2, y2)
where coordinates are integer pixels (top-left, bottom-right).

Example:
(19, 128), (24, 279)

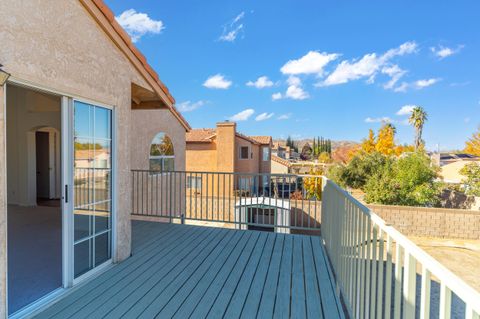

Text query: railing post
(403, 252), (416, 318)
(439, 283), (452, 319)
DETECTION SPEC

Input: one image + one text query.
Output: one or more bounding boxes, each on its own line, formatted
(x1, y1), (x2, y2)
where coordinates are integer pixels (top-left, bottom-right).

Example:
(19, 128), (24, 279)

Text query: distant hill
(273, 138), (360, 151)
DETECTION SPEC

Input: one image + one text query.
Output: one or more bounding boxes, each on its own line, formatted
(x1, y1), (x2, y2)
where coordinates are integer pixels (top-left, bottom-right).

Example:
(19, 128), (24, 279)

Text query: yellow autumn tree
(394, 144), (415, 156)
(361, 129), (376, 153)
(375, 123), (396, 155)
(464, 128), (480, 156)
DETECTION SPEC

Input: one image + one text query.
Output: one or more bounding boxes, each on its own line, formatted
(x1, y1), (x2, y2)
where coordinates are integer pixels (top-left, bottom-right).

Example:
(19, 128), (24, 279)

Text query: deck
(34, 221), (344, 318)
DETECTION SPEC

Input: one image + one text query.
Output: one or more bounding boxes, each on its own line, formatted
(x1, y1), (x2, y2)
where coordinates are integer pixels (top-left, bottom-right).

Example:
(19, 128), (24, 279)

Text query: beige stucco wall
(440, 161), (471, 183)
(186, 143), (217, 172)
(271, 160), (289, 174)
(0, 1), (182, 315)
(0, 85), (7, 318)
(235, 137), (260, 174)
(259, 145), (272, 174)
(130, 109), (186, 171)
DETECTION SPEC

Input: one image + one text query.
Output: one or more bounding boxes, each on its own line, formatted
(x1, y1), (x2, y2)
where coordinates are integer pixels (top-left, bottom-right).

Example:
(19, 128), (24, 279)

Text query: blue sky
(106, 0), (480, 150)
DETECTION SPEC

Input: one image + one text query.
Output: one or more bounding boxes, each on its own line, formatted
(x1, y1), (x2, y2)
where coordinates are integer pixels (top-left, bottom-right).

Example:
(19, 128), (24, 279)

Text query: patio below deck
(34, 221), (344, 319)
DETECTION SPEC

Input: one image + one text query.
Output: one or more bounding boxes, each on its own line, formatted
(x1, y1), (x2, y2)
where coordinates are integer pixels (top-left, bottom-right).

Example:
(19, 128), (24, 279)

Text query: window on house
(262, 147), (270, 161)
(149, 132), (174, 172)
(240, 146), (249, 159)
(187, 176), (202, 189)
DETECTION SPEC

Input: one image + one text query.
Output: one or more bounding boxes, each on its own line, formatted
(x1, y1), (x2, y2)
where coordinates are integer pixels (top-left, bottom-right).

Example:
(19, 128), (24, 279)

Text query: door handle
(65, 185), (68, 203)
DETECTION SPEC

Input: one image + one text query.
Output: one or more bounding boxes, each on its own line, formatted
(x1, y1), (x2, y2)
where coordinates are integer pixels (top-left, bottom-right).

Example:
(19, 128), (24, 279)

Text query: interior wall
(6, 85), (61, 206)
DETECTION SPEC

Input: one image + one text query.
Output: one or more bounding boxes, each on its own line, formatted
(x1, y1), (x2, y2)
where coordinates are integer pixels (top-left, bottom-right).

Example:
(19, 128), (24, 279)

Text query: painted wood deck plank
(71, 227), (218, 319)
(303, 236), (323, 319)
(138, 229), (235, 317)
(156, 230), (246, 318)
(53, 226), (212, 319)
(188, 231), (261, 319)
(274, 234), (294, 319)
(34, 223), (344, 319)
(37, 223), (189, 319)
(224, 232), (275, 319)
(311, 236), (342, 319)
(291, 235), (307, 319)
(114, 227), (224, 318)
(207, 231), (269, 319)
(172, 231), (254, 319)
(256, 233), (285, 318)
(239, 232), (276, 319)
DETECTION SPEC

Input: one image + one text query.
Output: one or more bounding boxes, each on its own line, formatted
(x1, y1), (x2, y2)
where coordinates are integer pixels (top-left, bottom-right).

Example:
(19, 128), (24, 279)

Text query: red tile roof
(272, 155), (291, 167)
(249, 136), (272, 145)
(186, 128), (271, 146)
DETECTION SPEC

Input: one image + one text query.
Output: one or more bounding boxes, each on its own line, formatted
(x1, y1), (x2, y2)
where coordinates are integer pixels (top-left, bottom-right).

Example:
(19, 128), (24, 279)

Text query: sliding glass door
(73, 101), (112, 278)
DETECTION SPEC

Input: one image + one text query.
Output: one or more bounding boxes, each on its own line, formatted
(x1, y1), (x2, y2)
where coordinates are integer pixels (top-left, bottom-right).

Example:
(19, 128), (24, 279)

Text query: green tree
(460, 163), (480, 196)
(326, 152), (392, 189)
(409, 106), (428, 150)
(364, 152), (440, 206)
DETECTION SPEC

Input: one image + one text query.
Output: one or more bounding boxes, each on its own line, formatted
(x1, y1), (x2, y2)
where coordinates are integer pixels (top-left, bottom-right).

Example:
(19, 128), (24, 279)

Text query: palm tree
(409, 106), (428, 150)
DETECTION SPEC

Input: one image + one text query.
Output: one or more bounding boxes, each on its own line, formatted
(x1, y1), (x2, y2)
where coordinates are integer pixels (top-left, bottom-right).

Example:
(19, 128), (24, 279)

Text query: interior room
(6, 84), (62, 314)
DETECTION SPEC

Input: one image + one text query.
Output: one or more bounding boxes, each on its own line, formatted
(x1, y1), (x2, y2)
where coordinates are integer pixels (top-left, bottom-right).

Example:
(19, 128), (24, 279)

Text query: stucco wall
(235, 137), (260, 174)
(186, 143), (217, 172)
(259, 145), (272, 174)
(130, 109), (186, 171)
(0, 1), (181, 315)
(271, 160), (289, 174)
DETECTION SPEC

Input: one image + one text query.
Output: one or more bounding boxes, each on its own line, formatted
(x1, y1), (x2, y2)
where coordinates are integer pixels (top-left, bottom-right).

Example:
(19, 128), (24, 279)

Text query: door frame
(6, 77), (117, 317)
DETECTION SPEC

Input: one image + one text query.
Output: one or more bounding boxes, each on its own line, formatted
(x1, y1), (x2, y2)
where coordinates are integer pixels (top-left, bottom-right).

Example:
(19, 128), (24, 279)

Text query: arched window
(149, 133), (175, 172)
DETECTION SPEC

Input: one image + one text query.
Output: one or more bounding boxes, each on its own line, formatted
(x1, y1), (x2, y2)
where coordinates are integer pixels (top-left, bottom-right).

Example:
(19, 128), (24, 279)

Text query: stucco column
(0, 84), (7, 318)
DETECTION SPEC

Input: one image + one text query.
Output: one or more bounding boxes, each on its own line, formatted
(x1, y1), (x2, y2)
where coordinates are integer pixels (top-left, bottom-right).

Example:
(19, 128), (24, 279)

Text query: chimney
(216, 121), (236, 172)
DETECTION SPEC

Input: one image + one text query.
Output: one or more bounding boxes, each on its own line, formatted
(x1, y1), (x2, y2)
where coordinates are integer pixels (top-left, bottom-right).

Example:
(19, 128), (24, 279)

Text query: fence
(321, 178), (480, 319)
(131, 170), (322, 234)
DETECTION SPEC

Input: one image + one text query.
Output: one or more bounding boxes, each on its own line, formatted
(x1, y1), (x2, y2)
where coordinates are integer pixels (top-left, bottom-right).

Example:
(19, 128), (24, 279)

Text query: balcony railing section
(321, 178), (480, 319)
(131, 170), (322, 234)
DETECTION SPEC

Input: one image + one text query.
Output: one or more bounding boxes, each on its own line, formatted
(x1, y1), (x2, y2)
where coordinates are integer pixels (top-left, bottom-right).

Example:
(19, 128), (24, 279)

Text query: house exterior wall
(440, 161), (472, 183)
(130, 109), (186, 171)
(0, 1), (181, 316)
(271, 160), (289, 174)
(185, 143), (217, 172)
(235, 137), (260, 174)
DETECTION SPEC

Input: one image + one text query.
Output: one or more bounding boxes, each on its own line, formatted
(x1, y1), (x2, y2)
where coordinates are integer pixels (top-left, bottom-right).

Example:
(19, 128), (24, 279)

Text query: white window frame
(262, 146), (270, 161)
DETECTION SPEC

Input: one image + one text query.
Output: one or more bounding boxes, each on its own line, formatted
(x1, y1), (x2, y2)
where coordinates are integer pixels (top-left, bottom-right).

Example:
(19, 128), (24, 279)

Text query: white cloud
(116, 9), (164, 42)
(277, 113), (291, 120)
(396, 105), (416, 116)
(246, 76), (274, 89)
(255, 112), (274, 121)
(177, 100), (206, 113)
(229, 108), (254, 121)
(319, 41), (417, 88)
(219, 12), (245, 42)
(284, 76), (309, 100)
(272, 92), (282, 101)
(365, 117), (393, 123)
(382, 65), (407, 90)
(203, 74), (232, 89)
(414, 78), (440, 89)
(393, 78), (440, 92)
(285, 85), (309, 100)
(321, 53), (381, 86)
(430, 45), (463, 59)
(281, 51), (339, 75)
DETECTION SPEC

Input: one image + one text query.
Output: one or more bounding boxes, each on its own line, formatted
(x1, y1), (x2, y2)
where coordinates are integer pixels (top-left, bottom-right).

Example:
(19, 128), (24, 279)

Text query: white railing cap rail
(323, 177), (480, 314)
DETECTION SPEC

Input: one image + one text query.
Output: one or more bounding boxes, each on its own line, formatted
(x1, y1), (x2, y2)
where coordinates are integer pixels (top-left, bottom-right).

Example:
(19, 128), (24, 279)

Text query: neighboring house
(0, 0), (190, 316)
(186, 122), (272, 193)
(271, 155), (291, 174)
(431, 153), (480, 184)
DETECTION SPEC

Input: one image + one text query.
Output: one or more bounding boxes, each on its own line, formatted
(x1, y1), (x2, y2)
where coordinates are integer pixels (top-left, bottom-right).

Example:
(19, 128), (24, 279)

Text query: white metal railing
(321, 177), (480, 319)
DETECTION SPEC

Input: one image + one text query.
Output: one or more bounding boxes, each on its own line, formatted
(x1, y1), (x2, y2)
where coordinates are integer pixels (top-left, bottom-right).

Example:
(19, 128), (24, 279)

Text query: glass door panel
(73, 101), (112, 278)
